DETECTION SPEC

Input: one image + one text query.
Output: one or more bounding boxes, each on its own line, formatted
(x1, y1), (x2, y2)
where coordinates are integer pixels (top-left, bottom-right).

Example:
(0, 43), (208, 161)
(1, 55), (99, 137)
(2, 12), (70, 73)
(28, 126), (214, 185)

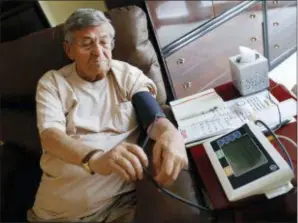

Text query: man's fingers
(114, 157), (137, 181)
(109, 162), (130, 181)
(155, 154), (175, 185)
(171, 161), (183, 181)
(127, 144), (148, 168)
(122, 150), (144, 180)
(152, 142), (162, 174)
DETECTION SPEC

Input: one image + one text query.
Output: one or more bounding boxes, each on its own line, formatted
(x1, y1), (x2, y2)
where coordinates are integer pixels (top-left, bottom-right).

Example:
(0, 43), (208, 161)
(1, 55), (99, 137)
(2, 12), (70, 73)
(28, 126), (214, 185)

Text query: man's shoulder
(39, 63), (74, 84)
(111, 59), (142, 76)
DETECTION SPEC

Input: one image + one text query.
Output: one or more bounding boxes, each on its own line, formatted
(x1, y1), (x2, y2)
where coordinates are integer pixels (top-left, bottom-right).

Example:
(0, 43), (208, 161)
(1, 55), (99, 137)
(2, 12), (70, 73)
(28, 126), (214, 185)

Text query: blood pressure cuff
(132, 91), (166, 131)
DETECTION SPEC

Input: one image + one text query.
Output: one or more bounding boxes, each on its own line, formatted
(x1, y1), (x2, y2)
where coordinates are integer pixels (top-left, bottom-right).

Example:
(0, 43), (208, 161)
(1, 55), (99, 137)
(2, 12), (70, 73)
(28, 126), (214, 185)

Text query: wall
(38, 1), (107, 27)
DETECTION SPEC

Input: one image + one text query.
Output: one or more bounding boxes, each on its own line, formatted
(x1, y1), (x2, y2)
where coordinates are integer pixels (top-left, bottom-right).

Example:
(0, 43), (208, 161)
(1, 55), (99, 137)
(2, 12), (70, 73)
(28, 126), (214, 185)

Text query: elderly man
(28, 8), (187, 222)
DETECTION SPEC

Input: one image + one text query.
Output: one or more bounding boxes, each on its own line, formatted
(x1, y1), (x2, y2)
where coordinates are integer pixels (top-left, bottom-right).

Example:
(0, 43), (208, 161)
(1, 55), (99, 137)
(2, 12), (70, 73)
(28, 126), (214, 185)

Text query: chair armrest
(135, 139), (202, 223)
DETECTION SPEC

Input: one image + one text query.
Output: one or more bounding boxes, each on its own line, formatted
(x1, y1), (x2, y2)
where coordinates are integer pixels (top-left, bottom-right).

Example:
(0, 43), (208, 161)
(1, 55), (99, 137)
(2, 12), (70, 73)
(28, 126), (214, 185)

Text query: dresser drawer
(266, 1), (297, 66)
(165, 2), (264, 99)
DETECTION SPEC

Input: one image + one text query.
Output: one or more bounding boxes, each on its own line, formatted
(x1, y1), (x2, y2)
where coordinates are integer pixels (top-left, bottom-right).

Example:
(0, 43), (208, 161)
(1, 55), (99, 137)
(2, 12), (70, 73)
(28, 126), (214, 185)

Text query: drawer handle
(274, 44), (280, 49)
(249, 14), (256, 19)
(250, 37), (257, 42)
(273, 22), (279, 26)
(183, 82), (192, 89)
(177, 58), (185, 65)
(0, 140), (4, 146)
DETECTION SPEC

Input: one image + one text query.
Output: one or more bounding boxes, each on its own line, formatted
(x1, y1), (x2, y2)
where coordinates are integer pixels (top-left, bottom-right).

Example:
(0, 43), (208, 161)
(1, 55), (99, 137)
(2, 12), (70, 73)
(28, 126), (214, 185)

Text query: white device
(203, 122), (294, 202)
(229, 52), (269, 96)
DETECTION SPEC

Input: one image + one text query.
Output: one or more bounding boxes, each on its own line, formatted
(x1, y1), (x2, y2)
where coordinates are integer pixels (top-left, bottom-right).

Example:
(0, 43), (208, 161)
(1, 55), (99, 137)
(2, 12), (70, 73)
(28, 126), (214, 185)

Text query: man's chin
(95, 73), (106, 81)
(87, 64), (110, 79)
(92, 69), (109, 81)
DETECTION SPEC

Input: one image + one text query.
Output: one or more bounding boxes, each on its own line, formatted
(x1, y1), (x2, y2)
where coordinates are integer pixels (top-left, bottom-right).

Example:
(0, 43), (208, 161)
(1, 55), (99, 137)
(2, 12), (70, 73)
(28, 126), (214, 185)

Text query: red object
(189, 80), (297, 210)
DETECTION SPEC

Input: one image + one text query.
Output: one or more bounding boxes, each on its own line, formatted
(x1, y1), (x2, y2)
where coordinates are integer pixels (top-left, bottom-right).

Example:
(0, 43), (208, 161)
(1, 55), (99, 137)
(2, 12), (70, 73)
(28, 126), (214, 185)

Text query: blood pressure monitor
(204, 122), (294, 202)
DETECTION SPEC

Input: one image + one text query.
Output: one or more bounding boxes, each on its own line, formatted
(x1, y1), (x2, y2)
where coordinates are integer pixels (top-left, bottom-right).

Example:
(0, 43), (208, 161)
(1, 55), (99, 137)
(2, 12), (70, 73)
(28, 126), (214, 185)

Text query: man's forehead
(74, 24), (112, 39)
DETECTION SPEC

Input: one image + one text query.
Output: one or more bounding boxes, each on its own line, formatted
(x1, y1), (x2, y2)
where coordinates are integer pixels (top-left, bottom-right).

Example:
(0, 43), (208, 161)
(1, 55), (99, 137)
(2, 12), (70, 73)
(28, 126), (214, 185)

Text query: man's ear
(63, 41), (74, 60)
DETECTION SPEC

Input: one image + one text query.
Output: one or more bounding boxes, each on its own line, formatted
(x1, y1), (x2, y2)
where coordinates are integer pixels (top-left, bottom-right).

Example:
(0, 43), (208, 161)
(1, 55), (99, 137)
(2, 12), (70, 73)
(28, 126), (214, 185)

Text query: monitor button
(216, 149), (225, 159)
(233, 131), (241, 138)
(228, 134), (235, 141)
(217, 139), (225, 146)
(270, 164), (278, 171)
(224, 166), (233, 177)
(224, 136), (230, 144)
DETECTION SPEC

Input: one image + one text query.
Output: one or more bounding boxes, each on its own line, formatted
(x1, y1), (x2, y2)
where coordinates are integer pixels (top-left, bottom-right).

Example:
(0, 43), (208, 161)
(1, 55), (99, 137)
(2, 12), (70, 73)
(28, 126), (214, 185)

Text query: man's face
(64, 24), (114, 82)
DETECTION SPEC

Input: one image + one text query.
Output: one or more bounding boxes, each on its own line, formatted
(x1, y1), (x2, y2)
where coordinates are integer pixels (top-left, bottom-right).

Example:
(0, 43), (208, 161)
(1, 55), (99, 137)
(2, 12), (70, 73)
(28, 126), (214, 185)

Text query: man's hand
(151, 121), (188, 186)
(89, 142), (148, 181)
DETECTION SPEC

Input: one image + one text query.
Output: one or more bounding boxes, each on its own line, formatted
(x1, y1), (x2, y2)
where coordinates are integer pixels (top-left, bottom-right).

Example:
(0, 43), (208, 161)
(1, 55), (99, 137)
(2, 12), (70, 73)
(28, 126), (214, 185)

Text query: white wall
(39, 1), (107, 27)
(269, 52), (297, 91)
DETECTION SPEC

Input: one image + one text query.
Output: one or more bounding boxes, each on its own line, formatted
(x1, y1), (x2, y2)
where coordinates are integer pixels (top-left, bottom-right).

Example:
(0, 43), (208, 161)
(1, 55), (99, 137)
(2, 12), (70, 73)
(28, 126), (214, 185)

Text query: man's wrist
(148, 117), (176, 140)
(89, 150), (105, 174)
(81, 149), (103, 175)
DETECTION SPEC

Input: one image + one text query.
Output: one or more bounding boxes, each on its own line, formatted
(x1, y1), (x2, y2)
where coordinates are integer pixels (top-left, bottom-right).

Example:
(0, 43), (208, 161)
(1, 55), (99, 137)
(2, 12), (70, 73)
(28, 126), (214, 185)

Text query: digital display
(221, 134), (268, 176)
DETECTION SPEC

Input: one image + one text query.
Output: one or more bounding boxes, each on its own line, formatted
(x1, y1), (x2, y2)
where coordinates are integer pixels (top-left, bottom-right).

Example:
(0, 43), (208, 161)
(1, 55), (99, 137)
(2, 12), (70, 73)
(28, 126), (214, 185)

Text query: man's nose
(92, 43), (104, 57)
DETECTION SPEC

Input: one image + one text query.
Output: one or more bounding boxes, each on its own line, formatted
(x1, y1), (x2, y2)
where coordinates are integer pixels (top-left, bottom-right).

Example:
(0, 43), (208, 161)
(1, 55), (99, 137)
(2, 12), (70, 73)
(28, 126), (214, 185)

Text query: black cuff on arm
(132, 91), (166, 131)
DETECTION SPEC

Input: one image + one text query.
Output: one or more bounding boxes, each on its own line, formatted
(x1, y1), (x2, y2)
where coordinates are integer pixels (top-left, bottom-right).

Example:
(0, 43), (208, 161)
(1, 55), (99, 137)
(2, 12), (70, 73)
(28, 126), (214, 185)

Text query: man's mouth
(91, 60), (108, 64)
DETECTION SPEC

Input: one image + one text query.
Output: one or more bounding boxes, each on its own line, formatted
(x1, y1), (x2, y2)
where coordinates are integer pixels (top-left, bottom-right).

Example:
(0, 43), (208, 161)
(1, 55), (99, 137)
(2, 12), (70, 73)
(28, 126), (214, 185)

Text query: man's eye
(82, 40), (92, 46)
(102, 42), (111, 48)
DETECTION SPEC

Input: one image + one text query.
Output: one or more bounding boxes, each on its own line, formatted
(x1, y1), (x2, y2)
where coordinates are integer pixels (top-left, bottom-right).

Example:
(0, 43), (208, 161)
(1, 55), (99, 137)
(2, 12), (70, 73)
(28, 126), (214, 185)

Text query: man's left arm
(128, 67), (188, 186)
(131, 90), (188, 186)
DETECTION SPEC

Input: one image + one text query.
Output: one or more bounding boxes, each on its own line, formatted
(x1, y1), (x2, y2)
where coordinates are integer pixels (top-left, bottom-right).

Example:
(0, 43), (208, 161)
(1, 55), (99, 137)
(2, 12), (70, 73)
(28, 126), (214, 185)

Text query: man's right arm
(36, 73), (98, 166)
(40, 125), (148, 180)
(40, 128), (99, 165)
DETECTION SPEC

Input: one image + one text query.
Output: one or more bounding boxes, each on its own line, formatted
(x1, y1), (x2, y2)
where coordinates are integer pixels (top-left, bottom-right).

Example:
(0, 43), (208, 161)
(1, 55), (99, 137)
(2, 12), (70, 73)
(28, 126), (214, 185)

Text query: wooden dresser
(145, 0), (297, 100)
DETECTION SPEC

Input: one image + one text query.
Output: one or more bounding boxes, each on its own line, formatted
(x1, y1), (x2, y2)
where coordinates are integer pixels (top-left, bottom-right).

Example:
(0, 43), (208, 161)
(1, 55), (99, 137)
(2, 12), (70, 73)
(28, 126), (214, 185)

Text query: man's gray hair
(64, 8), (115, 42)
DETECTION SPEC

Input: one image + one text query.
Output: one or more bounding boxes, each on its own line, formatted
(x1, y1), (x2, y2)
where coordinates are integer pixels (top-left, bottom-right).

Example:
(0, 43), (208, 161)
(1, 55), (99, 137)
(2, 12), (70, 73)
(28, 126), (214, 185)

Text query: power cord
(182, 168), (195, 174)
(276, 134), (298, 149)
(141, 117), (211, 212)
(255, 120), (294, 170)
(267, 90), (282, 131)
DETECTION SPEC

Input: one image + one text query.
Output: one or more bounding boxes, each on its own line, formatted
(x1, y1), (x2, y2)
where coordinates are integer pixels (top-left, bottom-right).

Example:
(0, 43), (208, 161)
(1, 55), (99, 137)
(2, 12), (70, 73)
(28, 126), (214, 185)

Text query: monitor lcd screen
(221, 134), (268, 176)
